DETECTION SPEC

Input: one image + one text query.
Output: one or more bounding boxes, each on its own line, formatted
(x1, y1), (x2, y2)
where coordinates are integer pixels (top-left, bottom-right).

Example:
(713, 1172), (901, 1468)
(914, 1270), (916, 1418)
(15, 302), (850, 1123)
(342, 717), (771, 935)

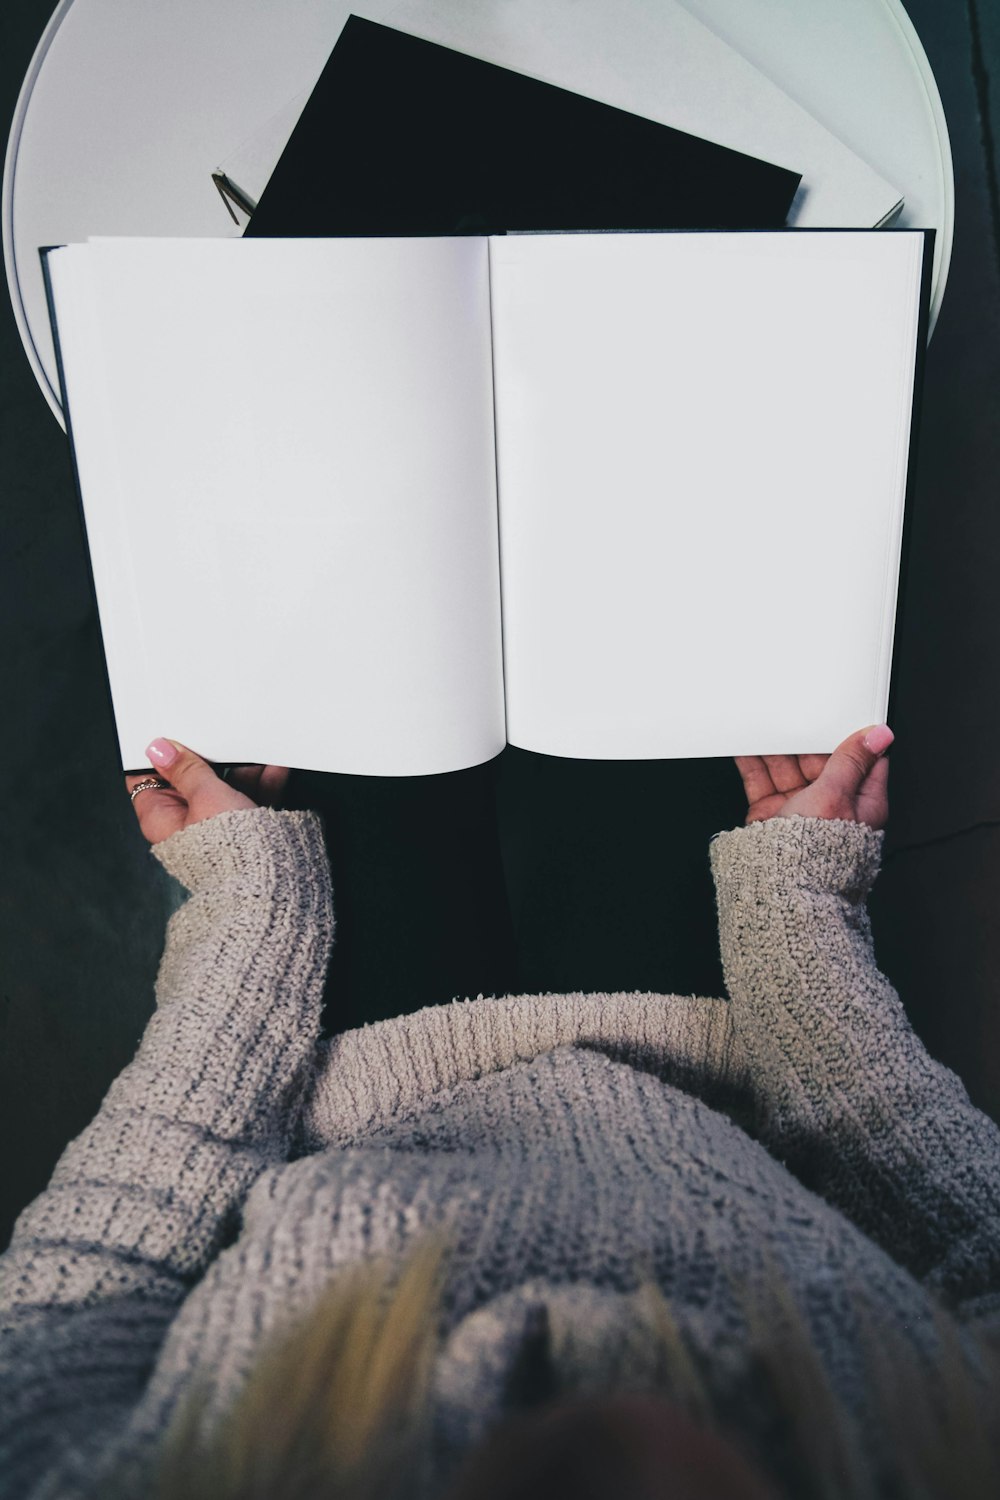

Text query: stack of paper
(244, 16), (801, 237)
(218, 2), (902, 231)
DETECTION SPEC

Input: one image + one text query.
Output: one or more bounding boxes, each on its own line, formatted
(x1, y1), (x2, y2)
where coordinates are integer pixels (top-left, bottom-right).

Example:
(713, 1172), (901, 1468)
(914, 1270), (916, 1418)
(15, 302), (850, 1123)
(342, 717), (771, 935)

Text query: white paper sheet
(49, 237), (505, 775)
(488, 230), (924, 759)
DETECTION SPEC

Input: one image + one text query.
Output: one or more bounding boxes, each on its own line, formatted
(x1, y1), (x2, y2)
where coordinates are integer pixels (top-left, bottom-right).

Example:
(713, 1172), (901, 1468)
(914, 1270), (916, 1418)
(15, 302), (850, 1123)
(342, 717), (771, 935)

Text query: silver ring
(129, 777), (169, 802)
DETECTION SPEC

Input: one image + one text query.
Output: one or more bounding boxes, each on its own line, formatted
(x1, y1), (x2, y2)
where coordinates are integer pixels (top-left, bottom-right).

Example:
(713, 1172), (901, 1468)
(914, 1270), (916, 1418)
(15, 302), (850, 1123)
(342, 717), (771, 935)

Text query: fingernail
(146, 738), (178, 767)
(863, 725), (894, 754)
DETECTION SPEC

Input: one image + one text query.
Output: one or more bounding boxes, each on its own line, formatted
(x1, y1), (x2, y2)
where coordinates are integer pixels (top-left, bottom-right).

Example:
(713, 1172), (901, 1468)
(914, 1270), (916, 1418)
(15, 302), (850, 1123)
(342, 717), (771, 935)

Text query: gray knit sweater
(2, 808), (999, 1499)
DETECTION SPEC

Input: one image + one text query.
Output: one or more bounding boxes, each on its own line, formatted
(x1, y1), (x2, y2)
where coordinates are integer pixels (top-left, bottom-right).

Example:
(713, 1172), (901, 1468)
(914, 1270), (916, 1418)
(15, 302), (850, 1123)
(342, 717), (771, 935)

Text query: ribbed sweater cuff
(710, 815), (883, 898)
(151, 807), (329, 894)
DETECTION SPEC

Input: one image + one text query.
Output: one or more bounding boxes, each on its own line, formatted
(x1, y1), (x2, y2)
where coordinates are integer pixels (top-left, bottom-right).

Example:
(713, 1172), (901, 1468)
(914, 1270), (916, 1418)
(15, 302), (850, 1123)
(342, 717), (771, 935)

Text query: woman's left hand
(126, 738), (290, 845)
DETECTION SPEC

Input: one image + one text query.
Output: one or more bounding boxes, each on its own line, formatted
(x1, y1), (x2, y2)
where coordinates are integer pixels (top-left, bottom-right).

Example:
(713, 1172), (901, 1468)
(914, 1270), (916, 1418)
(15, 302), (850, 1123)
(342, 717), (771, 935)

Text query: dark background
(2, 0), (1000, 1248)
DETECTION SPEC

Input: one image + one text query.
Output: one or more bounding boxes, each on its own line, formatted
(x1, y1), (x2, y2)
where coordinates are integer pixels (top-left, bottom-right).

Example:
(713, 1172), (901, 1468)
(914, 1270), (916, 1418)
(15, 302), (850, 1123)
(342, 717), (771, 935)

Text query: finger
(814, 724), (894, 802)
(145, 738), (228, 803)
(256, 765), (290, 807)
(125, 773), (185, 844)
(222, 764), (290, 807)
(125, 772), (167, 793)
(797, 754), (830, 783)
(225, 764), (265, 799)
(761, 754), (809, 794)
(734, 756), (777, 806)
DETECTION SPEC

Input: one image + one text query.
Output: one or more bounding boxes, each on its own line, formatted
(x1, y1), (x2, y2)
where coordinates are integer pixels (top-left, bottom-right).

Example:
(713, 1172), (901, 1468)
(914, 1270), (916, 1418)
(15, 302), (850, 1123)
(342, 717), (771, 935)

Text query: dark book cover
(246, 15), (801, 238)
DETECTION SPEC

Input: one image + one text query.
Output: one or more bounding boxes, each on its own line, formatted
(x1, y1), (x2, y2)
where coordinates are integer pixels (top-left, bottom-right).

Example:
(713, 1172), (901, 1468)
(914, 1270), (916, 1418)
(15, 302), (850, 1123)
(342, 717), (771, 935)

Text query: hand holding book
(126, 740), (288, 844)
(125, 725), (894, 846)
(735, 725), (894, 830)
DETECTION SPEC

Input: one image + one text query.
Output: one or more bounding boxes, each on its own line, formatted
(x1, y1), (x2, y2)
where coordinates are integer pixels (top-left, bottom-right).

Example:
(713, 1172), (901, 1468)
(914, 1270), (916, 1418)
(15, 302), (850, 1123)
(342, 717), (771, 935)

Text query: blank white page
(488, 231), (924, 759)
(49, 237), (505, 775)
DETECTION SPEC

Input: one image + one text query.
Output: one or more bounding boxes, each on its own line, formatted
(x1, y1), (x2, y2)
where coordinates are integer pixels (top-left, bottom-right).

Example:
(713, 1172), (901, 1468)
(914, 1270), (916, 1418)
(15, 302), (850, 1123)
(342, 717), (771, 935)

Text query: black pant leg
(285, 757), (519, 1034)
(286, 751), (746, 1030)
(494, 750), (747, 999)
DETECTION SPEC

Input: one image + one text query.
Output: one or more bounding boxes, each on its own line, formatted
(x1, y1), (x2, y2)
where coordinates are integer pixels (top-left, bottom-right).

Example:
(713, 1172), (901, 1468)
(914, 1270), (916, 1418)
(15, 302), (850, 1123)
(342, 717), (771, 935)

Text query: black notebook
(44, 230), (930, 776)
(244, 15), (801, 239)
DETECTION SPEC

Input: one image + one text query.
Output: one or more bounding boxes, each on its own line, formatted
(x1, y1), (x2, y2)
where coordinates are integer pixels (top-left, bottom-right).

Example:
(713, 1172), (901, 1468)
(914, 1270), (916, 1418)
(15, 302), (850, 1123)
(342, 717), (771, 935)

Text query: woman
(1, 726), (998, 1500)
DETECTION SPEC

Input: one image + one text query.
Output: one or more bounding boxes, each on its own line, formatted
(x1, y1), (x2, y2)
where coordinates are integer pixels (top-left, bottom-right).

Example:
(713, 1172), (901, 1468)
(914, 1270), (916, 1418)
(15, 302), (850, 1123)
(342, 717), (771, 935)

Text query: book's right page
(489, 230), (927, 759)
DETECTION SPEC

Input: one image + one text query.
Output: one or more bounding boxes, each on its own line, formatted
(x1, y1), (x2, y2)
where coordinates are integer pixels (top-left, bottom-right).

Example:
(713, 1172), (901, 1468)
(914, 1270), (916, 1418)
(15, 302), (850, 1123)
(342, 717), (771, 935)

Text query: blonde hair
(150, 1236), (1000, 1500)
(152, 1236), (447, 1500)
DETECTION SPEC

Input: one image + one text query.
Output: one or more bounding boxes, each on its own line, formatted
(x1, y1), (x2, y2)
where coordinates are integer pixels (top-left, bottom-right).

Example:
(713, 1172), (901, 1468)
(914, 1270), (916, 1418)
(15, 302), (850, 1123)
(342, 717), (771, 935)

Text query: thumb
(817, 724), (894, 799)
(145, 737), (225, 802)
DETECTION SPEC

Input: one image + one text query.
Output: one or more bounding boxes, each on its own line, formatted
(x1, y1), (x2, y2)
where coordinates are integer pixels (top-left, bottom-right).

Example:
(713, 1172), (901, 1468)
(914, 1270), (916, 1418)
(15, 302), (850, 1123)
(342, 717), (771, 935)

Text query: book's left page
(45, 237), (505, 776)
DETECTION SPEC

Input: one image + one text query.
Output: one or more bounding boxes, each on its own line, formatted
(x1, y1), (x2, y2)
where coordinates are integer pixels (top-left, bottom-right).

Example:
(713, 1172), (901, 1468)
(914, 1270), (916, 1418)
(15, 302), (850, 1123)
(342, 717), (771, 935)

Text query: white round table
(3, 0), (953, 427)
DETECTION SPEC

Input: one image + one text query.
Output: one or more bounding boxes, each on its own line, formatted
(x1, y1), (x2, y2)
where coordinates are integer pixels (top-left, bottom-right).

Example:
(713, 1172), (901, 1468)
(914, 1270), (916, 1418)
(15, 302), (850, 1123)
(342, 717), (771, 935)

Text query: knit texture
(2, 808), (999, 1499)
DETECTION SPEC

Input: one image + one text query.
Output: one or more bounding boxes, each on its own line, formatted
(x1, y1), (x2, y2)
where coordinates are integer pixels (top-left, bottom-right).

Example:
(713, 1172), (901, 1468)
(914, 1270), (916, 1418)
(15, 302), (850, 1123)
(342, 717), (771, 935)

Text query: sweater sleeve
(710, 815), (1000, 1318)
(0, 807), (334, 1497)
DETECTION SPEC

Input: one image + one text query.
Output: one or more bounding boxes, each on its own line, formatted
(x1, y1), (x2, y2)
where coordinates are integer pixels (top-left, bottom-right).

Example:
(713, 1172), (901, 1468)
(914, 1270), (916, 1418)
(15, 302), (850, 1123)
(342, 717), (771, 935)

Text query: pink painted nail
(145, 738), (178, 767)
(863, 725), (894, 754)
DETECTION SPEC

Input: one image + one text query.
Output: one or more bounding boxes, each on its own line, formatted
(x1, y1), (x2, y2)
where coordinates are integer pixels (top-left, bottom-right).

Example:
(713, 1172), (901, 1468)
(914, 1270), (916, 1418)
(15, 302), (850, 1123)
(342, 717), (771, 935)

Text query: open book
(44, 230), (930, 776)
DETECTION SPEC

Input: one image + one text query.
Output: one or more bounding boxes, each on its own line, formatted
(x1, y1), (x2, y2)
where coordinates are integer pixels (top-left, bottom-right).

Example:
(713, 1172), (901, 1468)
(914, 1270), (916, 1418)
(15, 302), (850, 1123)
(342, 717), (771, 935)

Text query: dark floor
(2, 0), (1000, 1249)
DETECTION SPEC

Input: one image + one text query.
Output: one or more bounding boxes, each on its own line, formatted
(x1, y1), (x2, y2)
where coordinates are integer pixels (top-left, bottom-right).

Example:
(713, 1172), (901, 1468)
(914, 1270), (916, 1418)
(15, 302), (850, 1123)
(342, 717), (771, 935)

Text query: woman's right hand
(126, 738), (289, 845)
(735, 724), (893, 831)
